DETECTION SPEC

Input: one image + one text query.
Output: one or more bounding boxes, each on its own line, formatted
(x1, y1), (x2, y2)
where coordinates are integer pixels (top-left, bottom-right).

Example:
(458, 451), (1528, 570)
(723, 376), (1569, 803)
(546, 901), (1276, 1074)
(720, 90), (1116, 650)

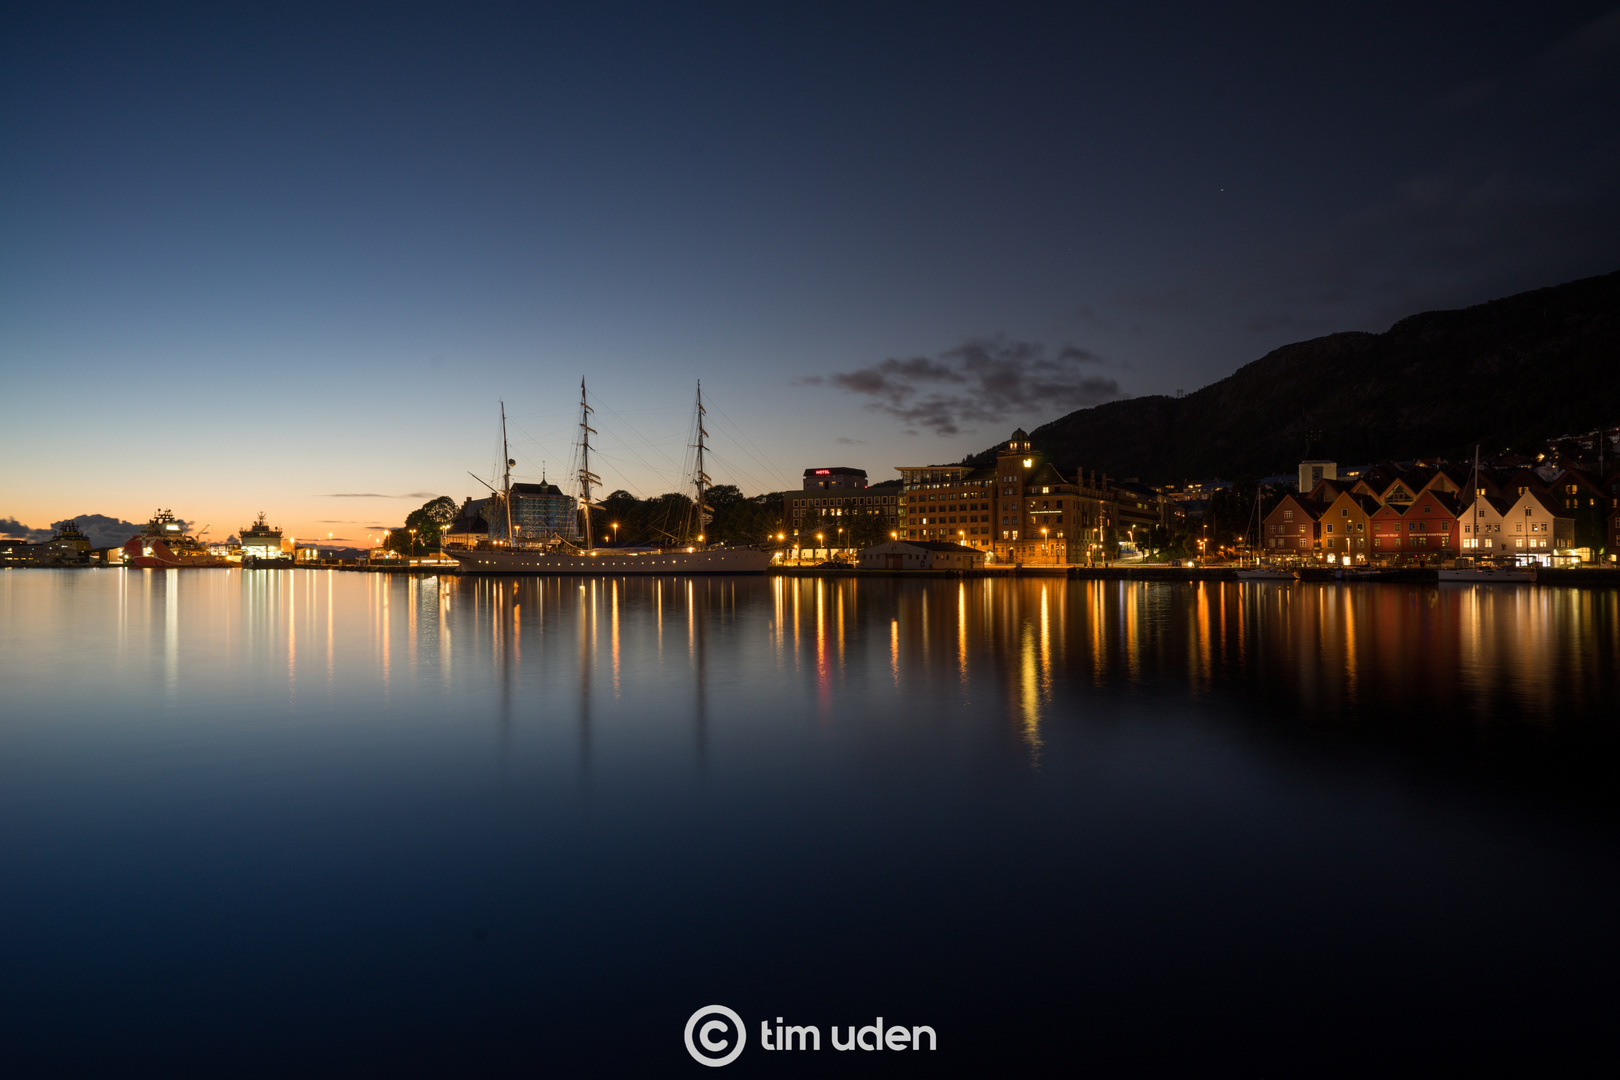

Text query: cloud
(822, 337), (1124, 437)
(1, 514), (181, 547)
(835, 437), (866, 445)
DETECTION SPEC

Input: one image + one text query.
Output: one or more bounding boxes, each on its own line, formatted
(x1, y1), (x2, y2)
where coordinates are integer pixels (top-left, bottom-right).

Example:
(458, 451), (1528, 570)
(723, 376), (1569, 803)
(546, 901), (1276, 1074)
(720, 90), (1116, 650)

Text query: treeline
(593, 485), (784, 546)
(383, 487), (787, 553)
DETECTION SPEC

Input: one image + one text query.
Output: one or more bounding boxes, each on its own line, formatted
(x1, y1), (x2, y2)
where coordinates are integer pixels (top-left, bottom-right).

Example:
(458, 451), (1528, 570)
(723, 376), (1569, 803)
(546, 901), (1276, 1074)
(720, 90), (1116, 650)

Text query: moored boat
(1438, 559), (1535, 583)
(123, 510), (230, 568)
(447, 382), (772, 576)
(239, 511), (291, 567)
(1235, 567), (1296, 580)
(34, 521), (96, 567)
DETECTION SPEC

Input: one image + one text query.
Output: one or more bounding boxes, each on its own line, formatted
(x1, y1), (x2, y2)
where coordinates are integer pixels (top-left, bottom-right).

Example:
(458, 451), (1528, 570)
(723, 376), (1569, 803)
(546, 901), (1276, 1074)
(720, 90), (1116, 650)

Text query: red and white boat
(123, 509), (230, 569)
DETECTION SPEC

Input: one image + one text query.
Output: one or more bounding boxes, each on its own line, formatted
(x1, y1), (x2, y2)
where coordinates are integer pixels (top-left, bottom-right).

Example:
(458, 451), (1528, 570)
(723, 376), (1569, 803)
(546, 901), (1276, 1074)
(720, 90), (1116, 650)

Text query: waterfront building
(0, 538), (34, 567)
(858, 539), (986, 571)
(782, 479), (901, 552)
(1317, 489), (1380, 564)
(1459, 488), (1570, 562)
(895, 464), (997, 548)
(450, 483), (580, 546)
(1109, 480), (1165, 556)
(1380, 488), (1460, 560)
(1550, 467), (1610, 555)
(1457, 494), (1511, 556)
(1262, 493), (1325, 557)
(508, 481), (580, 544)
(992, 428), (1113, 564)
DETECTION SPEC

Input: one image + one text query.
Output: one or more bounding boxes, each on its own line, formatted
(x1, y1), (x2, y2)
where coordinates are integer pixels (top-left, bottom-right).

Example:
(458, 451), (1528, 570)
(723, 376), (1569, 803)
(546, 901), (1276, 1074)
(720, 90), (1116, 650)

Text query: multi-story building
(1459, 489), (1572, 562)
(1262, 493), (1324, 557)
(894, 429), (1120, 563)
(991, 428), (1115, 563)
(1110, 480), (1168, 556)
(782, 479), (902, 551)
(803, 467), (868, 491)
(895, 464), (998, 548)
(1317, 488), (1380, 564)
(448, 482), (580, 546)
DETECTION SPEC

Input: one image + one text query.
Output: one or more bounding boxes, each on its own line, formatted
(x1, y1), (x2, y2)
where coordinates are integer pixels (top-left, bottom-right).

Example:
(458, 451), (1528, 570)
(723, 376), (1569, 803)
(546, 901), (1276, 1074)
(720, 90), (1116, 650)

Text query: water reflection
(3, 572), (1615, 780)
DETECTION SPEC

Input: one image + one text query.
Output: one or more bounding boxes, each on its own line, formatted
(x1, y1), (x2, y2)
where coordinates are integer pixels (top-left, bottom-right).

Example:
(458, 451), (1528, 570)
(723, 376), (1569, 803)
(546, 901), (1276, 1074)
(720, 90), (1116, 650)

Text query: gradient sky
(4, 2), (1617, 544)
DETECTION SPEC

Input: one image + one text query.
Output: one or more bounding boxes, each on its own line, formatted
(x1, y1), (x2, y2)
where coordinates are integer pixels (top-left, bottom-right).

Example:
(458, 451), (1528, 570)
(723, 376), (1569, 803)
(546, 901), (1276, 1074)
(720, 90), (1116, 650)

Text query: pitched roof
(512, 482), (568, 496)
(1520, 489), (1575, 518)
(1423, 489), (1460, 514)
(878, 540), (982, 553)
(1028, 462), (1068, 486)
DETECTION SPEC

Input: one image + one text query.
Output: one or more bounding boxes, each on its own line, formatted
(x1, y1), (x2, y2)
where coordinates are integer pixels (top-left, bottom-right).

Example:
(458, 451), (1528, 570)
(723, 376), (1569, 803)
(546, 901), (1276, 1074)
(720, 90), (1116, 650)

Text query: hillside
(970, 271), (1620, 481)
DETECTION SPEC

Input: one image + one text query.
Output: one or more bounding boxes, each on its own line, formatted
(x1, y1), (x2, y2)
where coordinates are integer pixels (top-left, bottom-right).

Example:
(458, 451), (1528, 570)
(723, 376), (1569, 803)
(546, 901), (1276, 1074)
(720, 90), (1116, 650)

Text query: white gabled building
(1460, 489), (1573, 564)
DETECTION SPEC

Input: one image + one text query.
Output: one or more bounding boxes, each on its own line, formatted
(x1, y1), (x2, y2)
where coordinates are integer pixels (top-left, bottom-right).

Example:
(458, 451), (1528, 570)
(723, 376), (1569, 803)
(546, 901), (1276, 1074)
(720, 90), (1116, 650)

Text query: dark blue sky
(4, 2), (1617, 537)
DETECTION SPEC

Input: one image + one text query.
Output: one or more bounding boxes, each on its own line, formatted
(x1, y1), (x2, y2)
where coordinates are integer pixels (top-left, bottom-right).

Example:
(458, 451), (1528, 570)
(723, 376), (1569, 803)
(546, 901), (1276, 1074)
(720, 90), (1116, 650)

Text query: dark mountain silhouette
(967, 270), (1620, 481)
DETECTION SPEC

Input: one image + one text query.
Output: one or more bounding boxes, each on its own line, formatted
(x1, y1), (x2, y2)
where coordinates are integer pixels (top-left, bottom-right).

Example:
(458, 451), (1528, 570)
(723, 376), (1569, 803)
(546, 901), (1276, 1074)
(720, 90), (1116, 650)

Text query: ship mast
(500, 401), (516, 548)
(693, 381), (710, 549)
(578, 380), (599, 550)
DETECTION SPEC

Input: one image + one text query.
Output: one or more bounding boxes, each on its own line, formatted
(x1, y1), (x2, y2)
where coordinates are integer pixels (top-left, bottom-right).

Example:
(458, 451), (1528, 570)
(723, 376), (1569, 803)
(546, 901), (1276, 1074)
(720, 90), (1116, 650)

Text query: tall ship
(446, 382), (773, 575)
(123, 509), (230, 569)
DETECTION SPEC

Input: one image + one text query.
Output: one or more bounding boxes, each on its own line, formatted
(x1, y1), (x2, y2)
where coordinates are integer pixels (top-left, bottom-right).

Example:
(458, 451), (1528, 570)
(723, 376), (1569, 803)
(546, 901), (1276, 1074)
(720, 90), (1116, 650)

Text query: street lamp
(611, 522), (618, 545)
(1041, 526), (1048, 564)
(817, 532), (824, 562)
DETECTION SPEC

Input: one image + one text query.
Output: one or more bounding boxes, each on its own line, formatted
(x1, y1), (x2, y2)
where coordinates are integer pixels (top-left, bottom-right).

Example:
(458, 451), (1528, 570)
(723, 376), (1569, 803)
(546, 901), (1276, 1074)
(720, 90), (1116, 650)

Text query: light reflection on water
(5, 570), (1615, 776)
(0, 569), (1616, 1074)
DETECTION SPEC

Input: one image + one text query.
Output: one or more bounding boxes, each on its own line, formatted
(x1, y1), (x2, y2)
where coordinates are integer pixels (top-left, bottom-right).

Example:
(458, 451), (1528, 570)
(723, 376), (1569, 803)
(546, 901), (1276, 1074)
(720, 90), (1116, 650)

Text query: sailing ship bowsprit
(445, 381), (773, 575)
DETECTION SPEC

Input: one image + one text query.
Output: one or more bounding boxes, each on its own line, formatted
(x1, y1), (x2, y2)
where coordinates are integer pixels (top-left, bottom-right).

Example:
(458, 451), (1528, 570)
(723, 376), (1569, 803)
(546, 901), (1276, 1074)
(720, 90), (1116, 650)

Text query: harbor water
(1, 569), (1615, 1075)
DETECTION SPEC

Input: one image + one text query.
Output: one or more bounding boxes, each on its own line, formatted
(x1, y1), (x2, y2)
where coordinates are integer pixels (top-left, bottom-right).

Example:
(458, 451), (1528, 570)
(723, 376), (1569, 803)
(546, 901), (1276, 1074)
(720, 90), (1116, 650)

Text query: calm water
(2, 569), (1616, 1076)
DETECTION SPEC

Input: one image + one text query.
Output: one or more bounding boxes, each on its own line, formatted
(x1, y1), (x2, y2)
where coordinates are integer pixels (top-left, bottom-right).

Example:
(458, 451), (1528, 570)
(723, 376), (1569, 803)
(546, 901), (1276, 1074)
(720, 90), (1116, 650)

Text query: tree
(385, 495), (456, 553)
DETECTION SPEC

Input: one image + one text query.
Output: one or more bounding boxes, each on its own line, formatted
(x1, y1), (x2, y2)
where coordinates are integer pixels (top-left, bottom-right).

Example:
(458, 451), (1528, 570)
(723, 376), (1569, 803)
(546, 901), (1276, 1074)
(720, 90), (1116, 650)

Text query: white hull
(448, 547), (773, 575)
(1438, 567), (1536, 583)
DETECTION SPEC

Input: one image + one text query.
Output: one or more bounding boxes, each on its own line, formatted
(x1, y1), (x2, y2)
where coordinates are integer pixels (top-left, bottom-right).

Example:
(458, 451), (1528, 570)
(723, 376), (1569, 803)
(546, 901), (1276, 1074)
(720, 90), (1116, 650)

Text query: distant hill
(968, 270), (1620, 482)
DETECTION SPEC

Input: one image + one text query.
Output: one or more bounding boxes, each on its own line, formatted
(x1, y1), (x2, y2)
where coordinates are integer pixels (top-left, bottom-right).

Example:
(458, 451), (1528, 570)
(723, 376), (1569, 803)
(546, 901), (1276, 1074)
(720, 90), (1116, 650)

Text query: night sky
(4, 3), (1617, 543)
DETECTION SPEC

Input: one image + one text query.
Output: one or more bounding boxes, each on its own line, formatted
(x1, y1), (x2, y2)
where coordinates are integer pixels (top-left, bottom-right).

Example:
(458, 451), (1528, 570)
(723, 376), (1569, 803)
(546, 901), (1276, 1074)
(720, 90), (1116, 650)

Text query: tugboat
(35, 521), (95, 567)
(123, 509), (230, 569)
(239, 512), (291, 567)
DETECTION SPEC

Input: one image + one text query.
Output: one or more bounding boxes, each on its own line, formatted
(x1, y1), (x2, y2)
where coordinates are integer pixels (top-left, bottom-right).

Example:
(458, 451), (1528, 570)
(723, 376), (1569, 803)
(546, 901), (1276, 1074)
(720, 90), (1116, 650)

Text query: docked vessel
(123, 509), (230, 569)
(239, 512), (291, 567)
(1438, 559), (1536, 583)
(35, 521), (95, 567)
(1235, 567), (1296, 580)
(447, 382), (773, 576)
